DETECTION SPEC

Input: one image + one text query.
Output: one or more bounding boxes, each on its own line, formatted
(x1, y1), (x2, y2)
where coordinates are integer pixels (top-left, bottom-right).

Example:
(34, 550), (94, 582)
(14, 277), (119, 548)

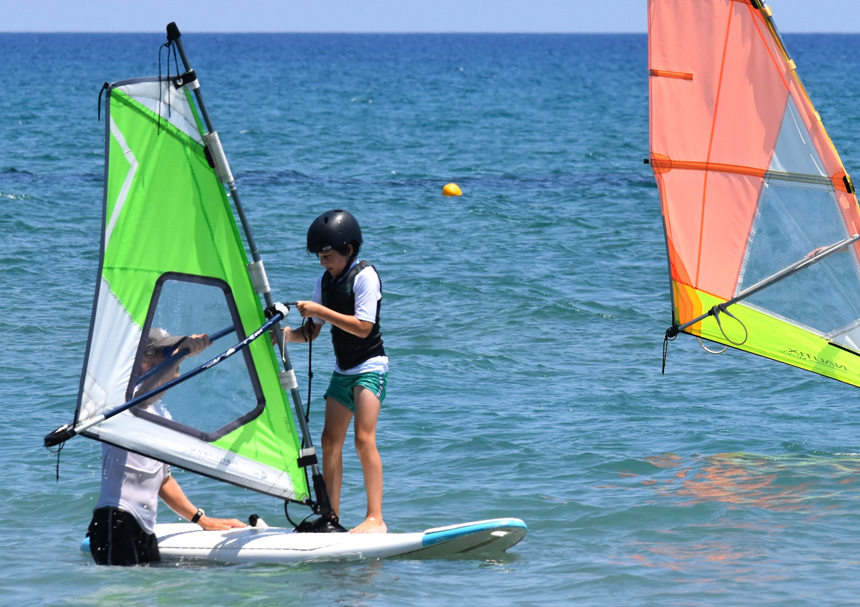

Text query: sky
(4, 0), (860, 33)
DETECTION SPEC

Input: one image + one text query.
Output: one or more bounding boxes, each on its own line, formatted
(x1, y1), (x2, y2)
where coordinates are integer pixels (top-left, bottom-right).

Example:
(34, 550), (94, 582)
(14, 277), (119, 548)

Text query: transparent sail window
(741, 179), (860, 338)
(128, 273), (265, 441)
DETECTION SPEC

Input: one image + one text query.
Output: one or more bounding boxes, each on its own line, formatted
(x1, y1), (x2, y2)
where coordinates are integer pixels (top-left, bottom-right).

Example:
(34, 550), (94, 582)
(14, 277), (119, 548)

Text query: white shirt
(94, 400), (171, 534)
(95, 444), (169, 534)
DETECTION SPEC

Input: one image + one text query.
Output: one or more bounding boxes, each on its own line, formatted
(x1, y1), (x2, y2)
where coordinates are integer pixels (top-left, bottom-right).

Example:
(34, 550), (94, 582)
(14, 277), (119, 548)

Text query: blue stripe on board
(421, 519), (528, 547)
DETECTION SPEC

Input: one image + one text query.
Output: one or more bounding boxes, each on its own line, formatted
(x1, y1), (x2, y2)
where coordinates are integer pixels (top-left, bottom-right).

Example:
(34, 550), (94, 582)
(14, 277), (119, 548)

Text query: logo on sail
(782, 348), (848, 372)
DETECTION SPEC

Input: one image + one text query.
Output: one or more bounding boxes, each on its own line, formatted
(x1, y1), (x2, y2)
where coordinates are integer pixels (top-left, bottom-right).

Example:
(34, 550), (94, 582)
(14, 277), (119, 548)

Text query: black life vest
(320, 260), (385, 370)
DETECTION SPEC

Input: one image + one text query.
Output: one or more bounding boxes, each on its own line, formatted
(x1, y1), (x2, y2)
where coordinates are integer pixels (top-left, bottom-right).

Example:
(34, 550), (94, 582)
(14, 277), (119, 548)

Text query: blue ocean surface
(3, 31), (860, 606)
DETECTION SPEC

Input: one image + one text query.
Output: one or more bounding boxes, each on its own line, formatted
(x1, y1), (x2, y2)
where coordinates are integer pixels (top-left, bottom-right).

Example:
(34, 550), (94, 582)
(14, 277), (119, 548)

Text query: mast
(164, 23), (338, 525)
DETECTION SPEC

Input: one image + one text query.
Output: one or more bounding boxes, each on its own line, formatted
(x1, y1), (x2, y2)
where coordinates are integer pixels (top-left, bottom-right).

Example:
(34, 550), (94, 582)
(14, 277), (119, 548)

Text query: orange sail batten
(650, 69), (693, 81)
(649, 156), (767, 180)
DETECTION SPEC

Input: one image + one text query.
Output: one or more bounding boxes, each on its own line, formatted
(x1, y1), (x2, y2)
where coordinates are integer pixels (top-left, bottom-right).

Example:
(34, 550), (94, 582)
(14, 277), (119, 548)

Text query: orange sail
(649, 0), (860, 386)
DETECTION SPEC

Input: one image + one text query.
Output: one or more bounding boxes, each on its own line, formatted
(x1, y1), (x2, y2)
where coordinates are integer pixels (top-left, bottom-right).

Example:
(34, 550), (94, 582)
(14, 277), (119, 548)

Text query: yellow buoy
(442, 183), (462, 197)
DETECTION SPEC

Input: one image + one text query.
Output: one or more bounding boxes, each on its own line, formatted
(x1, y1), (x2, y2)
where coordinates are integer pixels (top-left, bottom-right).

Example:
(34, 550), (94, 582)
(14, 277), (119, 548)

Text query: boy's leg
(350, 385), (386, 534)
(321, 396), (353, 516)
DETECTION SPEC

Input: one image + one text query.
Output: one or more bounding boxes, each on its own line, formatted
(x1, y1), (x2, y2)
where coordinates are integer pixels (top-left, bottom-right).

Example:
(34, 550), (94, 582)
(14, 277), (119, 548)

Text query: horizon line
(2, 30), (857, 35)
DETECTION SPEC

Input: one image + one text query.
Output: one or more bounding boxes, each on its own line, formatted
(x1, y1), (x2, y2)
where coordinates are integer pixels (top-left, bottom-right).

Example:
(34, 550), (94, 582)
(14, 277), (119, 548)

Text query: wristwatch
(191, 507), (205, 524)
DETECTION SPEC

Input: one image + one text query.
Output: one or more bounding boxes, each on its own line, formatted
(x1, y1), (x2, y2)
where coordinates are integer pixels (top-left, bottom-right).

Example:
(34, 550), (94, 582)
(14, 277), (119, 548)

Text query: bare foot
(349, 517), (387, 534)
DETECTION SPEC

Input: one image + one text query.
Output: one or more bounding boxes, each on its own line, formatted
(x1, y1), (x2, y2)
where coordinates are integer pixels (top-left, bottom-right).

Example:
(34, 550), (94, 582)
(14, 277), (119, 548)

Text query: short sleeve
(353, 266), (381, 323)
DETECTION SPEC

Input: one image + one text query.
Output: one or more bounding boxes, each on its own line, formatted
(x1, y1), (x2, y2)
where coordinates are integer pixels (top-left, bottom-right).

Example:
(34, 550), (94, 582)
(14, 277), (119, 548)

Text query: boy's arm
(284, 321), (324, 343)
(295, 302), (373, 338)
(289, 266), (379, 339)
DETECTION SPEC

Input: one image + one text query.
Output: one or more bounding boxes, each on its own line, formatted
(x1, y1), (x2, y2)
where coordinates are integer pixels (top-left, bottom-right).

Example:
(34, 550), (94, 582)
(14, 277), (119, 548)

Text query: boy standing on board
(283, 209), (388, 534)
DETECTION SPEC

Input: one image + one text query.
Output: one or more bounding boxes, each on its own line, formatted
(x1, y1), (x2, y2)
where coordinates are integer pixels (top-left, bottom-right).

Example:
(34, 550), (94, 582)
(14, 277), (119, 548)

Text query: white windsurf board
(81, 517), (527, 564)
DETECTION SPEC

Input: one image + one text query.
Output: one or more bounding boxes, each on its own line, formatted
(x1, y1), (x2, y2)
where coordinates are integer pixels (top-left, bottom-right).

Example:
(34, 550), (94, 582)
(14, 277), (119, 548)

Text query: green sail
(75, 79), (309, 503)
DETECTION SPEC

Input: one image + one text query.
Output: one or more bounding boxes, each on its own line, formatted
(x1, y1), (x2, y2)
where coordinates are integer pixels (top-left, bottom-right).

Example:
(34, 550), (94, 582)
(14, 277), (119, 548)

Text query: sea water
(2, 32), (860, 606)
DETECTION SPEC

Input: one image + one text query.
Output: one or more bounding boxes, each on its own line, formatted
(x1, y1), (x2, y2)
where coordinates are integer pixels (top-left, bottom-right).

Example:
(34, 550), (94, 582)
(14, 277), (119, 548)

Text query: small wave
(0, 167), (35, 177)
(0, 191), (32, 201)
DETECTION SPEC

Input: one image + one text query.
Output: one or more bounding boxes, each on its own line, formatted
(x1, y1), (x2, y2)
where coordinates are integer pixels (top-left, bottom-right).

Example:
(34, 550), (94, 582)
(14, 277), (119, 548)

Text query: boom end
(44, 424), (77, 448)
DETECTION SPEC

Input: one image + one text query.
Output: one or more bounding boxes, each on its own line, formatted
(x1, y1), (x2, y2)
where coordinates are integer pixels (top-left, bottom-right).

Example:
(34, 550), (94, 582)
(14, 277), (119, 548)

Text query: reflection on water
(647, 452), (860, 512)
(597, 452), (860, 578)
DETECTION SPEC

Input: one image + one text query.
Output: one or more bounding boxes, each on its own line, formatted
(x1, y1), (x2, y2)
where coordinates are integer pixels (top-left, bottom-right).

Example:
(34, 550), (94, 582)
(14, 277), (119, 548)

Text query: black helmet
(306, 209), (363, 254)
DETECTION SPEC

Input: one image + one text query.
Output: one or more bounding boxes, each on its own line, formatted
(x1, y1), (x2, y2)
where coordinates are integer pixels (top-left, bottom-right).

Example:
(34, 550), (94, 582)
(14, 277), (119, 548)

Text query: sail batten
(650, 155), (843, 188)
(650, 0), (860, 388)
(650, 69), (694, 80)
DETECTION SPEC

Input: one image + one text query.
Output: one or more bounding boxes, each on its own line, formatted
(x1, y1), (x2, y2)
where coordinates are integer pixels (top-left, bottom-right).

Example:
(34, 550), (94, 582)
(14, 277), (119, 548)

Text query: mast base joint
(294, 512), (347, 534)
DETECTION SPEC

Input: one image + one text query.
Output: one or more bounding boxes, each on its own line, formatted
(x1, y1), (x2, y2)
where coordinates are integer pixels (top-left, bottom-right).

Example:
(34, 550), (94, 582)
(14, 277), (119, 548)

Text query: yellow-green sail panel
(674, 282), (860, 388)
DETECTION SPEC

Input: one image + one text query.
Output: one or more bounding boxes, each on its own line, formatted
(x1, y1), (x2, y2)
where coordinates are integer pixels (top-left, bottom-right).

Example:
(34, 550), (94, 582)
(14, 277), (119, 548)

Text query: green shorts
(324, 371), (387, 413)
